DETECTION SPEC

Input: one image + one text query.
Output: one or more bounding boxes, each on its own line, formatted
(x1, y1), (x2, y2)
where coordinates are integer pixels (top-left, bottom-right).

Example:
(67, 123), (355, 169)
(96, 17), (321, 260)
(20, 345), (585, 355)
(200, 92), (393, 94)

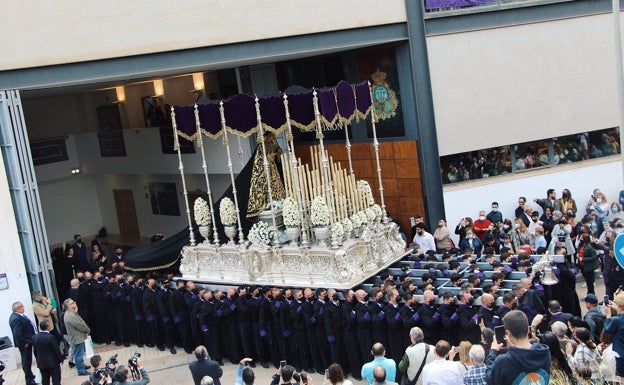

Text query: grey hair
(410, 327), (424, 344)
(11, 302), (22, 312)
(200, 376), (214, 385)
(551, 321), (568, 338)
(468, 344), (485, 364)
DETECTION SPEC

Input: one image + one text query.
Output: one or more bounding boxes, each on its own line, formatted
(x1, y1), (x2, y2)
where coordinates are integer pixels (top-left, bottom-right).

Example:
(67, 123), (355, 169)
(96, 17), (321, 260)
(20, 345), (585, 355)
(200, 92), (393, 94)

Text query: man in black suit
(9, 301), (37, 385)
(189, 345), (223, 385)
(32, 320), (64, 385)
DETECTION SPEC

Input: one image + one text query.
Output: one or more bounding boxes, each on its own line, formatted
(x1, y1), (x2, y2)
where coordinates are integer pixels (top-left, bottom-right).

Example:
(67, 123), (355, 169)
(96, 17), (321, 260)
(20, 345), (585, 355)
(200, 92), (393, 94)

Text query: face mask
(466, 235), (473, 239)
(532, 218), (538, 222)
(562, 192), (568, 198)
(612, 207), (618, 213)
(503, 224), (510, 230)
(514, 223), (520, 229)
(597, 197), (603, 203)
(492, 208), (498, 213)
(479, 216), (486, 221)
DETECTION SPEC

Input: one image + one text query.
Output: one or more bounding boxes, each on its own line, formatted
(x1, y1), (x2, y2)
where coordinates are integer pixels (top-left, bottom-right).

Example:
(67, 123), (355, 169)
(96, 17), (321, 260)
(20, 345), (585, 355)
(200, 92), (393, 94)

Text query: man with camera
(270, 363), (312, 385)
(112, 356), (149, 385)
(90, 354), (117, 385)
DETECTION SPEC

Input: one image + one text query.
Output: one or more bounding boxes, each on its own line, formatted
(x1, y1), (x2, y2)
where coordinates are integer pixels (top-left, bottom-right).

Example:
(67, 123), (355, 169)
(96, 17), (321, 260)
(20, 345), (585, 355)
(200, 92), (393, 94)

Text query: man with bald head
(361, 343), (396, 385)
(355, 289), (373, 367)
(372, 366), (398, 385)
(417, 290), (441, 345)
(477, 293), (497, 329)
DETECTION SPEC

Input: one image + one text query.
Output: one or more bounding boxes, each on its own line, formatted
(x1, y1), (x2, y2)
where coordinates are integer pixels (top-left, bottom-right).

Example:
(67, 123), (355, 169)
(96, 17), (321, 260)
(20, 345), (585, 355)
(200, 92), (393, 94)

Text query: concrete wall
(428, 13), (620, 156)
(2, 0), (407, 70)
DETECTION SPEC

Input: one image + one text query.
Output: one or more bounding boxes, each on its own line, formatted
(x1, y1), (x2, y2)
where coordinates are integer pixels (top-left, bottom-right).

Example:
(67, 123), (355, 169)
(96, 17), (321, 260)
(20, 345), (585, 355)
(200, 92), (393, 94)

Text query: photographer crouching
(112, 354), (149, 385)
(270, 365), (313, 385)
(90, 354), (118, 385)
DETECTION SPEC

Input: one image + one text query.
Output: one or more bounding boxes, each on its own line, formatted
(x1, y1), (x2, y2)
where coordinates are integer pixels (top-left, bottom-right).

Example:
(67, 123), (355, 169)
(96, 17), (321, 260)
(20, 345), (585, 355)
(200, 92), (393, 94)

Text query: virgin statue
(246, 131), (286, 218)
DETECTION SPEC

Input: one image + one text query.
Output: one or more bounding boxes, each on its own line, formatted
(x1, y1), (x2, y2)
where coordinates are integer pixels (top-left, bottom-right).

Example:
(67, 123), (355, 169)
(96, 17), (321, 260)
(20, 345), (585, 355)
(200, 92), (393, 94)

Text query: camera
(106, 354), (118, 367)
(128, 352), (141, 367)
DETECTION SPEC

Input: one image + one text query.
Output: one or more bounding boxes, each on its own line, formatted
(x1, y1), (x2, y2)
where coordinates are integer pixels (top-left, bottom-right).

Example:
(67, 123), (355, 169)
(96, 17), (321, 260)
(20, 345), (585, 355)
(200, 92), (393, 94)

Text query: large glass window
(441, 127), (620, 185)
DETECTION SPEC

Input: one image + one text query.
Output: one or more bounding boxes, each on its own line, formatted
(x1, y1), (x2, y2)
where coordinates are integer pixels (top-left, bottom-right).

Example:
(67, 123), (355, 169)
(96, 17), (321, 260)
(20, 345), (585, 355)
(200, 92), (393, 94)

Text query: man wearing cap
(581, 294), (606, 344)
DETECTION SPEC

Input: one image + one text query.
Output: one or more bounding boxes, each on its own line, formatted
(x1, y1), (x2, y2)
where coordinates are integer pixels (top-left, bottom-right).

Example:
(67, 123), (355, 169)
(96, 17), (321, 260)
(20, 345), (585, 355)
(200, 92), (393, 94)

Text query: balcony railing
(424, 0), (574, 17)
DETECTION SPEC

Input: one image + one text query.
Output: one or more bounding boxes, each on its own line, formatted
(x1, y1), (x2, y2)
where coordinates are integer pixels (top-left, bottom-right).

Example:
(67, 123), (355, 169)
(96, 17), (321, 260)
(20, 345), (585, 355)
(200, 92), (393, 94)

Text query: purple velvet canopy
(172, 80), (372, 141)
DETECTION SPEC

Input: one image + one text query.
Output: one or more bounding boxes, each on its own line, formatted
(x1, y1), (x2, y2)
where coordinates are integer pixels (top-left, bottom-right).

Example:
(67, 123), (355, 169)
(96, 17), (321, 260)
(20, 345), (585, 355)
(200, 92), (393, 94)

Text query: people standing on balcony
(433, 219), (451, 253)
(472, 211), (492, 240)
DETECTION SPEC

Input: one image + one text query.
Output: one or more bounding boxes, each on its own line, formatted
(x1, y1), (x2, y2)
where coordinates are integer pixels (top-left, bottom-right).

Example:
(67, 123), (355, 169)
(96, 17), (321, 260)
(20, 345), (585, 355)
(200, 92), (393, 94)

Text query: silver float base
(179, 222), (407, 289)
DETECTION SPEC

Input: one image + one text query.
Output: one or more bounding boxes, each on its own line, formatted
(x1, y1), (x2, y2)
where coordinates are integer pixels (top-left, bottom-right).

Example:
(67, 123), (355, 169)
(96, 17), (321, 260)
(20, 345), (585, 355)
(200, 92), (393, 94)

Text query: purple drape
(425, 0), (496, 10)
(172, 80), (373, 138)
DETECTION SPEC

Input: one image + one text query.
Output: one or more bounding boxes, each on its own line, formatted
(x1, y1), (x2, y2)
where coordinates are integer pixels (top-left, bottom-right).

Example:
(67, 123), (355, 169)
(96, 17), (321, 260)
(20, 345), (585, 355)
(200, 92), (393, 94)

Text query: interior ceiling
(20, 76), (169, 100)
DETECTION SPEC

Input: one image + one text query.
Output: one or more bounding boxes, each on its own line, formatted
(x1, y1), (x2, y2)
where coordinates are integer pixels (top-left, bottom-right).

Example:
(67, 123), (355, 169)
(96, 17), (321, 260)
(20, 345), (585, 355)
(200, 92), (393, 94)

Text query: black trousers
(19, 346), (35, 385)
(582, 270), (595, 294)
(40, 365), (61, 385)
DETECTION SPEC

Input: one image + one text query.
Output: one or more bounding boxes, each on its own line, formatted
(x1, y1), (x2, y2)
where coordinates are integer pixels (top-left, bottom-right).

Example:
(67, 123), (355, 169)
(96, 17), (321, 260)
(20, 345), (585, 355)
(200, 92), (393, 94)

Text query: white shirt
(421, 359), (463, 385)
(413, 231), (436, 253)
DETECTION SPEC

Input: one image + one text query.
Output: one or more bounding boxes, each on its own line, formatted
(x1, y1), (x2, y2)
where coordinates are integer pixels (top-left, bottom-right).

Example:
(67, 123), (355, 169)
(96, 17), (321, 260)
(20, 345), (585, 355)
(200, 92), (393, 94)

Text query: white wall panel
(2, 0), (407, 70)
(428, 14), (620, 156)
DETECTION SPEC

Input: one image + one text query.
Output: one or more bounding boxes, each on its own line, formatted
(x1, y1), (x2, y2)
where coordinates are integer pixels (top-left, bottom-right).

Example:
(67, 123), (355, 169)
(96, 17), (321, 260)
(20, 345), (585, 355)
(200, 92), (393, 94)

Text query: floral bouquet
(372, 203), (383, 218)
(194, 197), (211, 226)
(342, 218), (353, 235)
(332, 222), (344, 239)
(356, 211), (368, 226)
(219, 197), (237, 226)
(310, 196), (330, 227)
(365, 206), (377, 222)
(248, 221), (272, 246)
(357, 180), (375, 207)
(351, 213), (363, 229)
(282, 197), (299, 227)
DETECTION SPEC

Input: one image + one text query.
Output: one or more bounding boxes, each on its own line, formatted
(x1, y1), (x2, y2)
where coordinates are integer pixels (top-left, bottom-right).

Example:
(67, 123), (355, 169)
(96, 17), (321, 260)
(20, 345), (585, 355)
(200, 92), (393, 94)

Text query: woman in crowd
(541, 332), (577, 385)
(511, 217), (534, 252)
(454, 217), (473, 244)
(572, 327), (602, 380)
(559, 188), (578, 218)
(604, 292), (624, 385)
(324, 363), (353, 385)
(607, 202), (624, 223)
(597, 332), (620, 384)
(456, 341), (472, 378)
(553, 245), (582, 317)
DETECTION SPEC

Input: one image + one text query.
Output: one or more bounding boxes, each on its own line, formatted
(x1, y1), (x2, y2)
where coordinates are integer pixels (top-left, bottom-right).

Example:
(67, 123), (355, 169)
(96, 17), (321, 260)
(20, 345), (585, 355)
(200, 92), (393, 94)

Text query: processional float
(171, 80), (407, 289)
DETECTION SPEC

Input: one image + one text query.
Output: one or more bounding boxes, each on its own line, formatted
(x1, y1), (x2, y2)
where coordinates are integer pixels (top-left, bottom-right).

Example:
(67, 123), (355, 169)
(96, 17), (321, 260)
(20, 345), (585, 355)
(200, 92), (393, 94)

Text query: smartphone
(494, 325), (506, 346)
(604, 295), (610, 305)
(325, 369), (329, 378)
(453, 346), (459, 353)
(280, 360), (286, 368)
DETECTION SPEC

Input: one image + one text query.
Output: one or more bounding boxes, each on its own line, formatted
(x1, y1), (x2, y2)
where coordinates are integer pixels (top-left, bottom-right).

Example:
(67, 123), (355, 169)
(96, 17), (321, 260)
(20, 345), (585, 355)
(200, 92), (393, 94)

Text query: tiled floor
(2, 275), (606, 385)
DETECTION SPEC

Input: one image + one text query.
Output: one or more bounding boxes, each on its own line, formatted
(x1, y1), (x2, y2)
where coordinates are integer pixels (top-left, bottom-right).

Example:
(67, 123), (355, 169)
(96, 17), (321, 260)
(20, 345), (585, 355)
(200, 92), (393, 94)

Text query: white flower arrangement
(248, 221), (271, 246)
(357, 210), (368, 226)
(342, 218), (353, 234)
(365, 206), (377, 222)
(357, 180), (375, 207)
(372, 203), (383, 218)
(219, 197), (237, 226)
(332, 222), (344, 239)
(310, 196), (330, 227)
(282, 197), (299, 227)
(194, 197), (211, 226)
(350, 213), (362, 229)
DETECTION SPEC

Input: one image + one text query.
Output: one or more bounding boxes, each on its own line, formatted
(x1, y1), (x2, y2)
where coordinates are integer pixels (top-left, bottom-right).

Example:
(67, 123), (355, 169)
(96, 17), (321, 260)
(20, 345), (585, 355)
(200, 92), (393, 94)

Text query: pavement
(1, 275), (606, 385)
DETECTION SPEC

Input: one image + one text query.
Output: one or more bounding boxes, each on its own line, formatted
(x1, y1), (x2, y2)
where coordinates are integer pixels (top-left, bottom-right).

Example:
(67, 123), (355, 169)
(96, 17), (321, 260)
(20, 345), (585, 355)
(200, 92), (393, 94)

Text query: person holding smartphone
(485, 311), (551, 385)
(604, 292), (624, 383)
